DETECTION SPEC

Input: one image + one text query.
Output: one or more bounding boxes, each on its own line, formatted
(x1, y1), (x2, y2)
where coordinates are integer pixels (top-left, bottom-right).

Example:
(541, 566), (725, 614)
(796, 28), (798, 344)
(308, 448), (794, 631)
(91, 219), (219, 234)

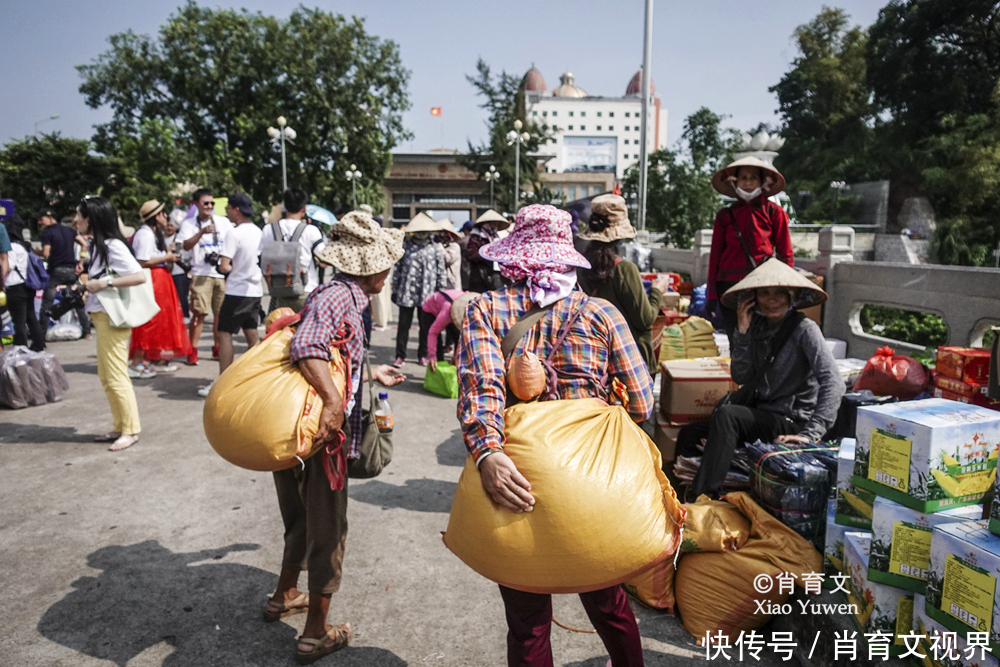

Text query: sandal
(109, 434), (139, 451)
(296, 624), (352, 665)
(263, 592), (310, 622)
(94, 431), (122, 443)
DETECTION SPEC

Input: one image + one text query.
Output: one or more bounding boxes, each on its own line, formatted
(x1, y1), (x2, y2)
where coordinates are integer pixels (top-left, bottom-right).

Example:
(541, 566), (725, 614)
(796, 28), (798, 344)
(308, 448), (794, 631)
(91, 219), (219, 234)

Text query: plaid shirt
(290, 276), (368, 458)
(457, 285), (654, 463)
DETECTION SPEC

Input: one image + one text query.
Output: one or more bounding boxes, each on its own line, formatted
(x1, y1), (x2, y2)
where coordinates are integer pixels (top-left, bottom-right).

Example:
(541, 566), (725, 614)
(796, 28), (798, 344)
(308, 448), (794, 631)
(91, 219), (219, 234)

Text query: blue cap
(378, 391), (388, 400)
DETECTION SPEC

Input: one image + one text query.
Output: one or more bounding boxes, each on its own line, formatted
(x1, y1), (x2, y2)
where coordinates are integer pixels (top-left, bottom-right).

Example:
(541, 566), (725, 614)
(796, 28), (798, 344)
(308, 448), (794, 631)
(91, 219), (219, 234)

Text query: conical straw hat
(403, 212), (439, 233)
(721, 257), (827, 309)
(475, 208), (511, 230)
(435, 219), (462, 239)
(711, 156), (786, 198)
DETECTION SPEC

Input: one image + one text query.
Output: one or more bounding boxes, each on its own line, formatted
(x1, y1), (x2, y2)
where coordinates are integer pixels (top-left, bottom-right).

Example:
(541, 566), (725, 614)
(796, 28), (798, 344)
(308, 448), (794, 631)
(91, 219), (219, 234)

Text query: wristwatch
(105, 277), (114, 289)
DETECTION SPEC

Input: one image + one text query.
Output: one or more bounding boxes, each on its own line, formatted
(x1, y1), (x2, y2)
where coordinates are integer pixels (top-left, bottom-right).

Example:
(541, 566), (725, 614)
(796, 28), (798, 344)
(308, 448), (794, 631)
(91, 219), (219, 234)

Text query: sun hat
(403, 212), (439, 234)
(577, 194), (636, 242)
(711, 156), (786, 198)
(227, 193), (254, 217)
(720, 257), (827, 310)
(315, 210), (404, 276)
(139, 200), (166, 222)
(450, 291), (481, 329)
(479, 204), (590, 271)
(475, 208), (511, 231)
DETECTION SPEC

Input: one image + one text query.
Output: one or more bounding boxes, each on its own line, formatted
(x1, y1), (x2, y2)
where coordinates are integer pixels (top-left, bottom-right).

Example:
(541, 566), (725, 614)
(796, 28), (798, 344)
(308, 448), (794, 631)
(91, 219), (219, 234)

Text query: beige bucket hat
(139, 199), (165, 222)
(316, 210), (404, 276)
(475, 208), (511, 230)
(450, 291), (481, 329)
(711, 156), (786, 198)
(403, 212), (439, 234)
(577, 194), (636, 243)
(721, 257), (827, 309)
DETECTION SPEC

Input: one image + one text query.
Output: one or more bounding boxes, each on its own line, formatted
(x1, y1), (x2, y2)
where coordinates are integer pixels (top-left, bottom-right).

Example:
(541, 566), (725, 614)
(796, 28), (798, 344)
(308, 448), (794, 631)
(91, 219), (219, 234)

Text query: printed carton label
(941, 554), (995, 632)
(868, 429), (911, 493)
(890, 522), (932, 580)
(895, 596), (914, 645)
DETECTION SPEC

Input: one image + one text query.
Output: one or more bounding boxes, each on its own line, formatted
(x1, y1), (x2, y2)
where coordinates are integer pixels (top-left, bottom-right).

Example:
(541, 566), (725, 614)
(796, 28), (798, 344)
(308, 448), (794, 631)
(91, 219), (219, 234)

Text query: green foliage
(620, 107), (737, 247)
(458, 59), (553, 214)
(859, 304), (948, 347)
(0, 133), (112, 219)
(78, 2), (411, 214)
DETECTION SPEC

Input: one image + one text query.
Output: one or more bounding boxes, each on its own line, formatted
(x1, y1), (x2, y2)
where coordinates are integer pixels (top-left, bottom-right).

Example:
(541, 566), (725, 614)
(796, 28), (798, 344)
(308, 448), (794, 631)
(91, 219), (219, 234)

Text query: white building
(522, 66), (668, 182)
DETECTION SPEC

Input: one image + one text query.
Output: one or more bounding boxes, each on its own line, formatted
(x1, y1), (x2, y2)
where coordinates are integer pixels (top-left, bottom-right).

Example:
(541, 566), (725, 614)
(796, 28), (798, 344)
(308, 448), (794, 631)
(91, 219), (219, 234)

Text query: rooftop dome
(552, 72), (588, 98)
(521, 65), (547, 92)
(625, 68), (656, 97)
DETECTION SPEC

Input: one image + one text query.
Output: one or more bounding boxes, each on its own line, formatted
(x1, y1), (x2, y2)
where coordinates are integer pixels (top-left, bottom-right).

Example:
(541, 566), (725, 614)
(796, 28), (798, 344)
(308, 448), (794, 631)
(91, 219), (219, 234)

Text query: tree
(769, 7), (880, 219)
(78, 2), (411, 214)
(0, 133), (112, 220)
(458, 59), (553, 214)
(621, 107), (738, 248)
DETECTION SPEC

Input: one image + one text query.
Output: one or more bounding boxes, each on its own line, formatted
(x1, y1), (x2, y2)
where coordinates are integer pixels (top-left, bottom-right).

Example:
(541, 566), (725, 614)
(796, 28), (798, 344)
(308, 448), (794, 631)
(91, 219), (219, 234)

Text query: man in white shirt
(199, 194), (263, 397)
(177, 188), (233, 365)
(259, 188), (326, 313)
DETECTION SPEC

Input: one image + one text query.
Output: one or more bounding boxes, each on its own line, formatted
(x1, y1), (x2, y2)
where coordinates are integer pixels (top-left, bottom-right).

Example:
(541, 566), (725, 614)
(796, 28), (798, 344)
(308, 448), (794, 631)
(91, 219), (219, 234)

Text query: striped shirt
(457, 285), (654, 463)
(290, 276), (367, 457)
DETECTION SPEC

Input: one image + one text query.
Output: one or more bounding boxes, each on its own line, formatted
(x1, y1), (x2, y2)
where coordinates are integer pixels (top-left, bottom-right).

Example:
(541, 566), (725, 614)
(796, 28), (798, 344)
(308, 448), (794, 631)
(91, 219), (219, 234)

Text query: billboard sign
(564, 136), (617, 173)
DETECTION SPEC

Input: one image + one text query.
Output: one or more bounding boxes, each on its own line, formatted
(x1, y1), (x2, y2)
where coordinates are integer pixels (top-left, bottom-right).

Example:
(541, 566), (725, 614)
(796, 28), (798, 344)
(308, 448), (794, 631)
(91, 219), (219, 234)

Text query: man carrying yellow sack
(456, 204), (656, 667)
(266, 210), (404, 664)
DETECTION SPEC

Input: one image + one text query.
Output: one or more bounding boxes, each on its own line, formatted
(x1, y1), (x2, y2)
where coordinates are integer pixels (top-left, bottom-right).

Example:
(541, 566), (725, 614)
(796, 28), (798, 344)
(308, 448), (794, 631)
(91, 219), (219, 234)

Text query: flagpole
(637, 0), (654, 232)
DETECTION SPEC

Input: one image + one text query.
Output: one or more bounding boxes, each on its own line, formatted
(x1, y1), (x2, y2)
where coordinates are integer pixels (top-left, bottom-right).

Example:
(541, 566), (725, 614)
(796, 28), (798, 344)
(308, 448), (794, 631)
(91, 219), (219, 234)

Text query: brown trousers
(272, 451), (349, 595)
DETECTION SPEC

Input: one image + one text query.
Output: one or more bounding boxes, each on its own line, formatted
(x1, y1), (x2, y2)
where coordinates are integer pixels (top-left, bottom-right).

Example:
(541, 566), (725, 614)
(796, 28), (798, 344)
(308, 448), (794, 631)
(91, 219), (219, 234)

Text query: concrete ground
(1, 316), (736, 666)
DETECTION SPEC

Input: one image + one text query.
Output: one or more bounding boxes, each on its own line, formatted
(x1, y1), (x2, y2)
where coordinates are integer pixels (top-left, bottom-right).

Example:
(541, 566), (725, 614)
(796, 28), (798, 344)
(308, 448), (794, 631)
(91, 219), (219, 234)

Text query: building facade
(523, 67), (669, 182)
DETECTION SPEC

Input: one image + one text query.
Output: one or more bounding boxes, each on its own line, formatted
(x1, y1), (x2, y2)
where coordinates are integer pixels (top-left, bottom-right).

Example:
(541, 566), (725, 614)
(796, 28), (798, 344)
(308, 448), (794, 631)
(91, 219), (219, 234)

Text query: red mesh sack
(852, 345), (929, 400)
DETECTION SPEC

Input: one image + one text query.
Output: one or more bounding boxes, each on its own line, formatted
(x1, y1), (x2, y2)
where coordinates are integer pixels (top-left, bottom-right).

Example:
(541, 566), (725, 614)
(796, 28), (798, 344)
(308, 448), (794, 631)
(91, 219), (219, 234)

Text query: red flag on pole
(612, 181), (622, 195)
(430, 107), (442, 116)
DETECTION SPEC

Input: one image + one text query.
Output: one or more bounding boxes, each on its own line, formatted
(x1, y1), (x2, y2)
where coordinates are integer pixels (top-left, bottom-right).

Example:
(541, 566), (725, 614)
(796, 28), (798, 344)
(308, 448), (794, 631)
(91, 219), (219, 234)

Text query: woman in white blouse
(77, 197), (147, 451)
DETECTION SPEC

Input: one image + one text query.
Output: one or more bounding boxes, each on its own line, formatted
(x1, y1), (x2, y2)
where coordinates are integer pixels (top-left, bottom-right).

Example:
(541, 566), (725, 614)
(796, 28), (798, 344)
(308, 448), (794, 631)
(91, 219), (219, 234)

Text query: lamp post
(267, 117), (297, 192)
(34, 114), (60, 134)
(505, 120), (530, 212)
(485, 165), (499, 209)
(345, 164), (362, 209)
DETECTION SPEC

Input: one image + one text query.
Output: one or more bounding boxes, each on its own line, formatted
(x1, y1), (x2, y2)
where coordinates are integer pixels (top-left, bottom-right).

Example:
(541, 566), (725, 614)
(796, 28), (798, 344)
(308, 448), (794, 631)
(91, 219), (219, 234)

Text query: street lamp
(267, 116), (296, 192)
(484, 165), (499, 209)
(505, 119), (530, 212)
(345, 164), (362, 209)
(34, 114), (60, 134)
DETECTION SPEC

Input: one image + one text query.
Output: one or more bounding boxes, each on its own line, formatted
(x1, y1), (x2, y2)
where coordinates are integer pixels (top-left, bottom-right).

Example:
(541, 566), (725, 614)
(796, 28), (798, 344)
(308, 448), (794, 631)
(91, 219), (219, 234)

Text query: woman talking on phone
(676, 259), (843, 500)
(78, 196), (148, 451)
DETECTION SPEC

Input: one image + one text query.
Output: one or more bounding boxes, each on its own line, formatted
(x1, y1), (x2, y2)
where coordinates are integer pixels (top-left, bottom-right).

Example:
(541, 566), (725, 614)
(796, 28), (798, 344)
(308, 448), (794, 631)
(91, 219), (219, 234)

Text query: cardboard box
(853, 399), (1000, 513)
(912, 592), (1000, 667)
(936, 375), (988, 400)
(926, 520), (1000, 655)
(836, 438), (875, 530)
(658, 291), (681, 311)
(653, 413), (681, 467)
(938, 347), (992, 384)
(868, 496), (982, 592)
(659, 358), (734, 424)
(824, 499), (871, 587)
(844, 533), (915, 654)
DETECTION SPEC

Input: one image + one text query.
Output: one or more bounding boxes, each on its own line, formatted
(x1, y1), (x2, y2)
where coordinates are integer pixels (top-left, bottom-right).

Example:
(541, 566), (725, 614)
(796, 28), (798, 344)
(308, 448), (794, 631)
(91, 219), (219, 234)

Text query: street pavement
(1, 318), (721, 666)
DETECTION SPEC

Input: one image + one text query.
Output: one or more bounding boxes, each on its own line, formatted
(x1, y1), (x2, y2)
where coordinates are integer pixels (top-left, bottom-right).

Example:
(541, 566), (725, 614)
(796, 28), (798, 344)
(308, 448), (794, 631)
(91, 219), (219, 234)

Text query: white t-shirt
(221, 222), (263, 297)
(259, 219), (326, 293)
(85, 239), (143, 314)
(163, 233), (186, 276)
(131, 225), (164, 266)
(6, 243), (28, 287)
(176, 214), (233, 278)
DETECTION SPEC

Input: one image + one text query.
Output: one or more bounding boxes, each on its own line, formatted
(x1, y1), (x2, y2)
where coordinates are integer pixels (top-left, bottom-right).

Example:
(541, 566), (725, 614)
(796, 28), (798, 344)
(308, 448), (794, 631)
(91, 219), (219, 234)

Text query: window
(580, 125), (585, 130)
(609, 125), (614, 131)
(542, 111), (547, 117)
(609, 112), (614, 118)
(623, 154), (629, 159)
(624, 139), (629, 145)
(597, 125), (602, 131)
(566, 186), (576, 200)
(597, 111), (602, 117)
(625, 112), (630, 117)
(569, 111), (574, 117)
(580, 111), (586, 117)
(532, 110), (537, 116)
(568, 125), (573, 130)
(624, 125), (629, 131)
(551, 111), (557, 117)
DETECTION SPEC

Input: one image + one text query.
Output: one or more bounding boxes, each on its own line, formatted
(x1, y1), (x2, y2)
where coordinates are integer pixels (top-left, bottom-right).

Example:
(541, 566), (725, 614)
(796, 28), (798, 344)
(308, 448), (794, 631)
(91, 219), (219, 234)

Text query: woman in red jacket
(706, 156), (794, 342)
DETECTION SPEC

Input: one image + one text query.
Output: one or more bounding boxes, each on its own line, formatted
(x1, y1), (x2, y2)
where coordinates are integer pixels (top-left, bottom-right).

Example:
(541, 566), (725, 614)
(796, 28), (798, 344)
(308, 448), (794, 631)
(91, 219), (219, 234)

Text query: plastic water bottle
(374, 392), (393, 432)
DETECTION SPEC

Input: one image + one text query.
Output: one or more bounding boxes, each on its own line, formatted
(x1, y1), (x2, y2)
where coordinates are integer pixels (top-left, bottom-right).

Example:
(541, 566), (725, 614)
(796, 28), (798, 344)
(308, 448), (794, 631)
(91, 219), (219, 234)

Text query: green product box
(844, 533), (915, 656)
(824, 499), (870, 588)
(913, 592), (1000, 667)
(837, 437), (875, 529)
(926, 520), (1000, 656)
(869, 496), (982, 593)
(853, 399), (1000, 513)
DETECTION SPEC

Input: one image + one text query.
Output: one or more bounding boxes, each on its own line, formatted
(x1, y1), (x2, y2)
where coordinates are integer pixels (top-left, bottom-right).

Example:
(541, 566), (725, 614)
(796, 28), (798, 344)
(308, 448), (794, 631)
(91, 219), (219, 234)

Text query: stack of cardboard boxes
(654, 357), (735, 467)
(933, 346), (999, 411)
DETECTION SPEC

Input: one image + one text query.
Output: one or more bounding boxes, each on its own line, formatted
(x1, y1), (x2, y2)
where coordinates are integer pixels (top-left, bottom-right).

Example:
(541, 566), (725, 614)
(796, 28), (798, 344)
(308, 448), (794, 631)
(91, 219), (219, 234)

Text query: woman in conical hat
(677, 258), (844, 500)
(706, 156), (794, 344)
(465, 209), (509, 292)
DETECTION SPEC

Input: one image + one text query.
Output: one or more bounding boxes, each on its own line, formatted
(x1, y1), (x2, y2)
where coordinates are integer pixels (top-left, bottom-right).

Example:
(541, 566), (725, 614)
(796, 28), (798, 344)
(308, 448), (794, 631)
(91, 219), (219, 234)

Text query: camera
(204, 251), (220, 267)
(48, 283), (87, 320)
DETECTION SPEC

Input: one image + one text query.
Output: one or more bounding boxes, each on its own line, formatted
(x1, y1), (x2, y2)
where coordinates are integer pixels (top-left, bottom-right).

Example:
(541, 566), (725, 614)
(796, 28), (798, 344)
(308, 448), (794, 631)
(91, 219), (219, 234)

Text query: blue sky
(1, 0), (884, 152)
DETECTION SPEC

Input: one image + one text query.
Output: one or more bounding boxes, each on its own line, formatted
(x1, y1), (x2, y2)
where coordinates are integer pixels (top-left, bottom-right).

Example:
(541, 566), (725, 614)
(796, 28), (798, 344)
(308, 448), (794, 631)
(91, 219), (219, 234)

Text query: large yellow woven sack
(674, 492), (823, 642)
(203, 326), (347, 471)
(444, 398), (685, 594)
(624, 557), (677, 613)
(680, 495), (752, 553)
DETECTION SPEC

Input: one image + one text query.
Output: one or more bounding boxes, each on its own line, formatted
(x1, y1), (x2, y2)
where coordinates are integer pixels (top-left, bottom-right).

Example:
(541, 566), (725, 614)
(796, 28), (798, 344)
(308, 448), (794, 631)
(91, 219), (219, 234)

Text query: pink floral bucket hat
(479, 204), (590, 274)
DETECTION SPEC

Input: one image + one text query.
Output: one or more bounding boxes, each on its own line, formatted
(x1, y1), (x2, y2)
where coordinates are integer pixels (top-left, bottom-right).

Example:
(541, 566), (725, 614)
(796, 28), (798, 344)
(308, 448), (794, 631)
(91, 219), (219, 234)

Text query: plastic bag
(203, 324), (347, 471)
(619, 241), (652, 272)
(0, 346), (69, 409)
(47, 323), (83, 342)
(674, 492), (823, 641)
(423, 361), (459, 399)
(853, 345), (929, 399)
(444, 398), (686, 594)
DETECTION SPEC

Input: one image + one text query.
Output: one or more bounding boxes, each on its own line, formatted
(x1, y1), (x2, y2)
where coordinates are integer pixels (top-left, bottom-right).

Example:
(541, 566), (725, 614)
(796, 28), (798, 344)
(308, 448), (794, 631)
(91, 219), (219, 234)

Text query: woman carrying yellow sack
(453, 204), (668, 667)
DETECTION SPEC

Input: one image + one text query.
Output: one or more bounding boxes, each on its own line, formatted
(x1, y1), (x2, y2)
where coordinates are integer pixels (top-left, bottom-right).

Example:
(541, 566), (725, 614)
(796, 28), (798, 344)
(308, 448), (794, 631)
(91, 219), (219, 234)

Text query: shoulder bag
(347, 344), (394, 479)
(725, 206), (775, 270)
(94, 268), (160, 329)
